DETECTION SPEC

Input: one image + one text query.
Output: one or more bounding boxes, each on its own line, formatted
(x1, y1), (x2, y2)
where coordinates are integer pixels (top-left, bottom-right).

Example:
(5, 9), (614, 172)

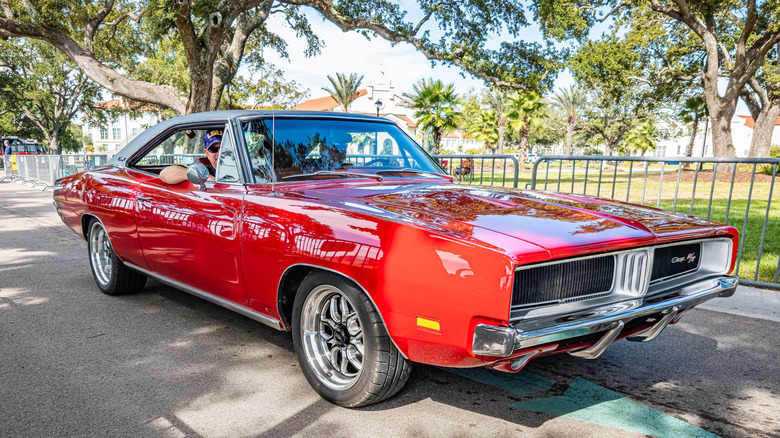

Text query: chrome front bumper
(473, 276), (738, 359)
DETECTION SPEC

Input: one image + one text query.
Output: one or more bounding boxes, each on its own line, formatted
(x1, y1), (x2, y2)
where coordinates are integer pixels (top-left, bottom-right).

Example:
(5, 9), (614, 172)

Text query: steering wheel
(363, 158), (398, 167)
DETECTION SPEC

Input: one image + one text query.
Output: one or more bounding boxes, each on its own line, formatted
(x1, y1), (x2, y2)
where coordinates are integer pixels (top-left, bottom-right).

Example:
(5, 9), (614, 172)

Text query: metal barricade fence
(529, 155), (780, 290)
(432, 154), (521, 188)
(1, 154), (110, 189)
(1, 155), (17, 180)
(136, 154), (204, 166)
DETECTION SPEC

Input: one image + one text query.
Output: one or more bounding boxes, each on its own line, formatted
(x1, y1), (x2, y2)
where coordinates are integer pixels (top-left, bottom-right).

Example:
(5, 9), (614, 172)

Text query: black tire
(86, 220), (146, 295)
(292, 272), (411, 407)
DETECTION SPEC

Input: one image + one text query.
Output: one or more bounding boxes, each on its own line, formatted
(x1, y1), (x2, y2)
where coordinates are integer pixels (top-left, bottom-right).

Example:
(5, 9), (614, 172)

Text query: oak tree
(0, 0), (562, 116)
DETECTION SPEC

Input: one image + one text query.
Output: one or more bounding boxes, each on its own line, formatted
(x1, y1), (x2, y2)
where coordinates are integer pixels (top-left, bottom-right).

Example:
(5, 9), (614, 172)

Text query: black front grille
(513, 256), (615, 307)
(651, 243), (701, 281)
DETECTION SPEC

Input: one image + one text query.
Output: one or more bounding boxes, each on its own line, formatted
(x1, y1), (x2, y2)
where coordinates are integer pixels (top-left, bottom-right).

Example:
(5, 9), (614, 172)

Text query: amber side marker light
(416, 316), (441, 332)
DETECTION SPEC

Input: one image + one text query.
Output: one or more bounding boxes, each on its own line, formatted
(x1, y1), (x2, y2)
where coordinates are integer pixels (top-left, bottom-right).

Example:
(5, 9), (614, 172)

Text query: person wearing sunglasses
(160, 129), (222, 185)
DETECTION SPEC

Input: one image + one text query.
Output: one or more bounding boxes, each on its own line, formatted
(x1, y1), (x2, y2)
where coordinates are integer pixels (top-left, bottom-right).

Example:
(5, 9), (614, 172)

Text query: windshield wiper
(375, 168), (446, 177)
(281, 171), (383, 181)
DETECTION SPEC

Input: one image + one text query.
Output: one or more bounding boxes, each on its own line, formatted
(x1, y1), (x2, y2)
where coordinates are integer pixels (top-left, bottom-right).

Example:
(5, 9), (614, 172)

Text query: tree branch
(84, 0), (115, 50)
(1, 0), (13, 19)
(0, 18), (187, 114)
(277, 0), (528, 89)
(20, 105), (47, 136)
(737, 0), (757, 57)
(20, 0), (37, 21)
(412, 8), (434, 35)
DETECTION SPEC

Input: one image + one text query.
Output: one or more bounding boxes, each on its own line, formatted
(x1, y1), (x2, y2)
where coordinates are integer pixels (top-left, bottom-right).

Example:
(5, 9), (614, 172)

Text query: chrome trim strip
(125, 262), (283, 330)
(276, 263), (409, 360)
(513, 276), (737, 350)
(626, 305), (679, 342)
(569, 320), (624, 359)
(474, 276), (737, 357)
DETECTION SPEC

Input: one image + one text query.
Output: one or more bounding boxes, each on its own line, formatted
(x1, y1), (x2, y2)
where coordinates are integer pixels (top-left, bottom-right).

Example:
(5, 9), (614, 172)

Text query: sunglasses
(207, 144), (221, 153)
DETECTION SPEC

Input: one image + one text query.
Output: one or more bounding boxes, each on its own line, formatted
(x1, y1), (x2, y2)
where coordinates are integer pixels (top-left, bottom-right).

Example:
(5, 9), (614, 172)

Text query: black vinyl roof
(108, 110), (396, 166)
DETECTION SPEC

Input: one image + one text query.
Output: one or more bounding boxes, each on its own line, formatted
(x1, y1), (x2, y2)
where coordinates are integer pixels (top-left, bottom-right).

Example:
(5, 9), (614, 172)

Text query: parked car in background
(2, 136), (44, 155)
(53, 111), (739, 408)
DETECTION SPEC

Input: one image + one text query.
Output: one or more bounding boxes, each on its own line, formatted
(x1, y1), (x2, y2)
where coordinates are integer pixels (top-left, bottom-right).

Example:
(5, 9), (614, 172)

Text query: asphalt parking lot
(1, 180), (779, 438)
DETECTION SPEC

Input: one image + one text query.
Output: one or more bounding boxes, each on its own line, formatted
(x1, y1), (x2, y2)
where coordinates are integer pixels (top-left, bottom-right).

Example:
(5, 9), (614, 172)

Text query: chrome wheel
(300, 285), (365, 390)
(89, 223), (113, 288)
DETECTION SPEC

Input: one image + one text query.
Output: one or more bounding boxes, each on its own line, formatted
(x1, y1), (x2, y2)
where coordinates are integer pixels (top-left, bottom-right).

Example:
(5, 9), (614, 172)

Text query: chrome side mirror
(187, 162), (209, 191)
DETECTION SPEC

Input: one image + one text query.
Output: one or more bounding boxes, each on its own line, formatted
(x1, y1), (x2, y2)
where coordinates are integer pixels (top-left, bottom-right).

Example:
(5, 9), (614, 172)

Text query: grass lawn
(462, 162), (779, 284)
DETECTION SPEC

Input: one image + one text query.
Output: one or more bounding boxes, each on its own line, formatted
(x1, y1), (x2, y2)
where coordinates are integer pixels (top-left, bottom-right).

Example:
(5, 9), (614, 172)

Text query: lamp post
(374, 99), (384, 117)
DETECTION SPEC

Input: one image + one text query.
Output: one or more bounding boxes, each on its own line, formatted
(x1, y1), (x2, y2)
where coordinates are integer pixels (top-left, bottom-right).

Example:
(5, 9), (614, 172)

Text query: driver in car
(160, 130), (221, 185)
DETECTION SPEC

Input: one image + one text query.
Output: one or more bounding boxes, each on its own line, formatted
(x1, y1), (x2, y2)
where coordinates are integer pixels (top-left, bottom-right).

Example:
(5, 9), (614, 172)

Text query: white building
(651, 114), (780, 159)
(82, 99), (162, 155)
(440, 130), (485, 153)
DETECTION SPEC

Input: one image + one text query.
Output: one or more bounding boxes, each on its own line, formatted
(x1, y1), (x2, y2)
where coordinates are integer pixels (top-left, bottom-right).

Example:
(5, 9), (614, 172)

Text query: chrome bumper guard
(473, 276), (738, 358)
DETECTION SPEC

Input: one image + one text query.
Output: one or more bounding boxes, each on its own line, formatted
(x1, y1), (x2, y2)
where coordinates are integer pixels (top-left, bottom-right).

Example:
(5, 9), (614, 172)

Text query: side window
(132, 128), (212, 170)
(216, 127), (240, 183)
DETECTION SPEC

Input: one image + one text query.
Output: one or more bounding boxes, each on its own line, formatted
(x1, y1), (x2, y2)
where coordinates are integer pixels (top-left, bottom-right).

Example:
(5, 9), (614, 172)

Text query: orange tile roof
(291, 89), (368, 111)
(394, 114), (416, 128)
(96, 98), (157, 111)
(738, 115), (780, 129)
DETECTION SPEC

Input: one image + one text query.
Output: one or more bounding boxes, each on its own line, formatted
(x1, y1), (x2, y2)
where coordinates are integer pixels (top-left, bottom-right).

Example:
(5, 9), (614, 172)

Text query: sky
(260, 6), (575, 101)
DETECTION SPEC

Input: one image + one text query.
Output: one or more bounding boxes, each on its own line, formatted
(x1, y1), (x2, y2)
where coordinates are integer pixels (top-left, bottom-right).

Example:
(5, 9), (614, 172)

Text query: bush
(758, 145), (780, 175)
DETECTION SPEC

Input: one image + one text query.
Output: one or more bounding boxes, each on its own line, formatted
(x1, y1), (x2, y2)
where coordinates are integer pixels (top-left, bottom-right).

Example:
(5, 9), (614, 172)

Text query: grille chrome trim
(510, 238), (734, 321)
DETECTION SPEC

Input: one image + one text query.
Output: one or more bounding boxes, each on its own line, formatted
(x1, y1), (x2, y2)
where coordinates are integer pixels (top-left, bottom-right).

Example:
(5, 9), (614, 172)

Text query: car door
(135, 122), (248, 305)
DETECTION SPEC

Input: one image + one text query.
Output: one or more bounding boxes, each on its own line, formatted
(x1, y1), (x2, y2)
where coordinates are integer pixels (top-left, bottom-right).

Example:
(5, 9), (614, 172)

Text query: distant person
(3, 140), (10, 155)
(159, 130), (221, 185)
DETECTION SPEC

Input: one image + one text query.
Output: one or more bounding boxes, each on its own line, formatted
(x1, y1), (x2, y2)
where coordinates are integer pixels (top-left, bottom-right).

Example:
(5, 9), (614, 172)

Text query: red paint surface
(54, 167), (739, 367)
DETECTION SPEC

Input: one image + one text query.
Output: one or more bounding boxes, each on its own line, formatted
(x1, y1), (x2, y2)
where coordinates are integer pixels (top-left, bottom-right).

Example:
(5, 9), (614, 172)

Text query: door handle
(136, 195), (152, 202)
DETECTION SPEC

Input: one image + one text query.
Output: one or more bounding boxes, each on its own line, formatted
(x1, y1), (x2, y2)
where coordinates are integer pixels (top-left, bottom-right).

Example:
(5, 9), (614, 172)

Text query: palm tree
(551, 85), (586, 155)
(322, 72), (364, 113)
(624, 121), (657, 156)
(403, 78), (462, 154)
(508, 91), (547, 163)
(467, 111), (499, 153)
(679, 96), (707, 169)
(484, 88), (512, 154)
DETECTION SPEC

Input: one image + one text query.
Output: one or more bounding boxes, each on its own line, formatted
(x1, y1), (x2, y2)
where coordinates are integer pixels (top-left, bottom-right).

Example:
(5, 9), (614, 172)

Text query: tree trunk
(604, 139), (614, 156)
(518, 124), (530, 163)
(432, 128), (442, 155)
(683, 115), (699, 170)
(497, 115), (507, 155)
(50, 130), (60, 155)
(749, 101), (780, 157)
(565, 114), (574, 155)
(706, 96), (738, 172)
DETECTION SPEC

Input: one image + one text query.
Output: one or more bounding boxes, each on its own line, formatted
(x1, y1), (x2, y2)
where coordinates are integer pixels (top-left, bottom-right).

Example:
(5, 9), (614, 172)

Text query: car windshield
(241, 117), (444, 183)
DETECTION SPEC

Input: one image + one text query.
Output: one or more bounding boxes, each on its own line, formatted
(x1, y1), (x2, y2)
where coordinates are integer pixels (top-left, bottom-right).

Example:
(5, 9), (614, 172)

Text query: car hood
(304, 183), (729, 262)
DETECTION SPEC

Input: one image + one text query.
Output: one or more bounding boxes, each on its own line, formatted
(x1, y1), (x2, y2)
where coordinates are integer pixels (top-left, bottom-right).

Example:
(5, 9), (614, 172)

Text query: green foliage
(226, 64), (309, 109)
(403, 78), (462, 154)
(0, 39), (102, 153)
(624, 121), (657, 156)
(467, 111), (499, 153)
(0, 0), (574, 115)
(322, 73), (364, 113)
(679, 96), (707, 124)
(759, 145), (780, 175)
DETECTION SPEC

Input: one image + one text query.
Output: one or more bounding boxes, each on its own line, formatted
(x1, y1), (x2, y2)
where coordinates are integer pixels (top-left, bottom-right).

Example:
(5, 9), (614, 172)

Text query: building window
(113, 128), (122, 140)
(100, 128), (108, 140)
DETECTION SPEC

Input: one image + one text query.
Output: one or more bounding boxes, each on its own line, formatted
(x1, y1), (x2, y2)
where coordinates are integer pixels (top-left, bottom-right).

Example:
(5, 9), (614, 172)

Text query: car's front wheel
(87, 220), (146, 295)
(292, 272), (411, 407)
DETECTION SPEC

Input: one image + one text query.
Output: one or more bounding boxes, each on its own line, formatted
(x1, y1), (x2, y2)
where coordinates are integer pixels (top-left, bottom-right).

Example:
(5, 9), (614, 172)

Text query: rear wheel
(87, 220), (146, 295)
(292, 272), (411, 407)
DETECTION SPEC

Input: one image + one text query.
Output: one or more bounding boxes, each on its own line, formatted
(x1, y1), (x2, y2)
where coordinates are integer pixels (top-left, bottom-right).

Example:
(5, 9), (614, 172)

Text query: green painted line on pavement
(447, 367), (555, 396)
(510, 377), (719, 438)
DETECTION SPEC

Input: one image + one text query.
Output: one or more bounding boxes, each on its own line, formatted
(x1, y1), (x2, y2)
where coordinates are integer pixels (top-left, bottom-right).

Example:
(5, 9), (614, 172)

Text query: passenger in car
(159, 130), (222, 185)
